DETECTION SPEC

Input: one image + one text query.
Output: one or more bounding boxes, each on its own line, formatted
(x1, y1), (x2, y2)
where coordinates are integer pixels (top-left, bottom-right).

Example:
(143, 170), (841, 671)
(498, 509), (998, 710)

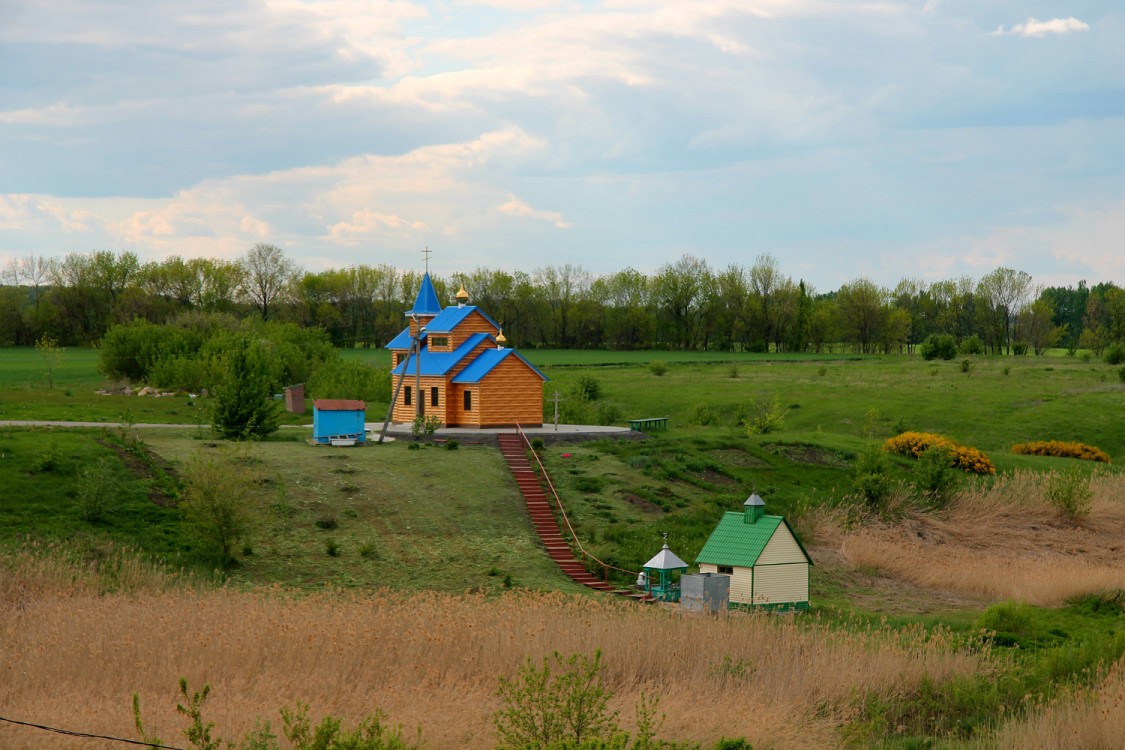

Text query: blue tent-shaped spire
(406, 272), (442, 316)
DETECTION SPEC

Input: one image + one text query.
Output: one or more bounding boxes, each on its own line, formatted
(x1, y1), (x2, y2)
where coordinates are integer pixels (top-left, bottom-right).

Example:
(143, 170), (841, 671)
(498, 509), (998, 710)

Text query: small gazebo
(640, 536), (689, 603)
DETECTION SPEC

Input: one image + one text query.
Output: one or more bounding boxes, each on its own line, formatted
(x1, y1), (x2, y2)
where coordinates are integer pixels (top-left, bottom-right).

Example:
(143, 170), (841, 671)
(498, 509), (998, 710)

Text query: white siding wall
(754, 564), (808, 604)
(699, 563), (752, 604)
(757, 524), (805, 565)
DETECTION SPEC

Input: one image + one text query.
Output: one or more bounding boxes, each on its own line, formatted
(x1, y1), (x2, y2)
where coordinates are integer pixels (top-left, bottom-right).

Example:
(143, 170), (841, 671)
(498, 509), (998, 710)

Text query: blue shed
(312, 399), (367, 445)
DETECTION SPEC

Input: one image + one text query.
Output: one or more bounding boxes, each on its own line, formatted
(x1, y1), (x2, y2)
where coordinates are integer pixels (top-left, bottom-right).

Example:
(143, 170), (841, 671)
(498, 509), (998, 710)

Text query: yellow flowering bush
(1011, 440), (1111, 464)
(884, 431), (996, 475)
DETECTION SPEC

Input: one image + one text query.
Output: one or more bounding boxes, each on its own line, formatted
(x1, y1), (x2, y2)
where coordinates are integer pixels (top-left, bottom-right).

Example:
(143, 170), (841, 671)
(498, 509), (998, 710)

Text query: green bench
(628, 417), (668, 432)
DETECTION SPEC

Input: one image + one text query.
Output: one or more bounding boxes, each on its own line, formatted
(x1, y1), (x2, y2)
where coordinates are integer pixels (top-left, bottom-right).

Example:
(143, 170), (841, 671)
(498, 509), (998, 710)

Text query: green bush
(494, 651), (618, 749)
(1044, 467), (1093, 519)
(77, 458), (118, 522)
(919, 334), (957, 361)
(1105, 344), (1125, 365)
(308, 359), (391, 403)
(1119, 367), (1125, 384)
(911, 446), (959, 507)
(1012, 342), (1029, 356)
(648, 361), (668, 376)
(573, 375), (602, 401)
(211, 340), (280, 440)
(977, 600), (1035, 643)
(959, 335), (984, 355)
(853, 443), (895, 508)
(742, 394), (785, 435)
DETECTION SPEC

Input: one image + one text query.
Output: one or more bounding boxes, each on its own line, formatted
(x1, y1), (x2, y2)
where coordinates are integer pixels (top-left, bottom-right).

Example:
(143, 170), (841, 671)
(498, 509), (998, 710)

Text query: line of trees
(3, 246), (1124, 355)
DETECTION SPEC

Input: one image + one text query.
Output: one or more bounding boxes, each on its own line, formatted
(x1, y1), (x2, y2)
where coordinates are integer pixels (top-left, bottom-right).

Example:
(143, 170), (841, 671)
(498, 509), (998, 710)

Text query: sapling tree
(182, 452), (249, 566)
(36, 334), (64, 389)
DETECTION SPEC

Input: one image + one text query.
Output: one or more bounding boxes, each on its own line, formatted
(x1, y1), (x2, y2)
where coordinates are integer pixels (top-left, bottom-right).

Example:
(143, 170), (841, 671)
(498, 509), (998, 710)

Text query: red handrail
(513, 425), (638, 581)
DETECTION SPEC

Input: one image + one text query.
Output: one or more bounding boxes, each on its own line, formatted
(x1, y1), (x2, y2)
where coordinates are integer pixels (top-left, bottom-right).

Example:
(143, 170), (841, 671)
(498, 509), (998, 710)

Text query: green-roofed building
(695, 493), (813, 611)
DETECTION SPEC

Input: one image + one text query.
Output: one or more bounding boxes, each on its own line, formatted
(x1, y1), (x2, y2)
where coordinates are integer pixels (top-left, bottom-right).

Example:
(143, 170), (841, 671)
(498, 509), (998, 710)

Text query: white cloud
(991, 17), (1089, 38)
(497, 195), (573, 228)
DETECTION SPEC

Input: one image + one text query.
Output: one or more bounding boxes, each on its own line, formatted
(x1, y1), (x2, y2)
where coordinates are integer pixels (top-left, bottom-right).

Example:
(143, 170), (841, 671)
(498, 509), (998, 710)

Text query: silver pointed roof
(744, 492), (765, 508)
(643, 542), (688, 570)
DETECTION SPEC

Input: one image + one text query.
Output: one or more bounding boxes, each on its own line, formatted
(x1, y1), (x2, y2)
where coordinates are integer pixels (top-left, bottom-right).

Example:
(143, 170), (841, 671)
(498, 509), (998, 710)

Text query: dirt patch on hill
(622, 492), (664, 513)
(764, 443), (851, 468)
(693, 468), (736, 487)
(707, 448), (767, 468)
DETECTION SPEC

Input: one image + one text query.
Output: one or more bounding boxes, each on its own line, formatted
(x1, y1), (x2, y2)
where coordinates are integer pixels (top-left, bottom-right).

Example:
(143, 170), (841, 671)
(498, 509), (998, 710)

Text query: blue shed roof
(405, 272), (442, 316)
(452, 348), (548, 384)
(390, 332), (492, 377)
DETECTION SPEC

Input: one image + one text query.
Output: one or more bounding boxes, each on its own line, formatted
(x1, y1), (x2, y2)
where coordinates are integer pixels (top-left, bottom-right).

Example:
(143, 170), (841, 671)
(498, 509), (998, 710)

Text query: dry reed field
(0, 551), (994, 750)
(819, 472), (1125, 606)
(990, 657), (1125, 749)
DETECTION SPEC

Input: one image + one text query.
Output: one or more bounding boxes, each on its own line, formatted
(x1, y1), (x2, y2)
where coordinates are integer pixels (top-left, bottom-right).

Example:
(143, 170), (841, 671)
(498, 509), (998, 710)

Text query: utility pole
(551, 390), (566, 431)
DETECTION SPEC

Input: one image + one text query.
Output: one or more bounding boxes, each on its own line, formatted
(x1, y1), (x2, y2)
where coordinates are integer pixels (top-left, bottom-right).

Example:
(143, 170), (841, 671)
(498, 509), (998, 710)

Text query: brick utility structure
(386, 273), (548, 427)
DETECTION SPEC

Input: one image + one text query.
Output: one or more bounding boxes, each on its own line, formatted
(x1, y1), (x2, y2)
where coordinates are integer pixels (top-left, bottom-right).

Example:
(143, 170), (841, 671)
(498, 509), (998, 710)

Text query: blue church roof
(390, 332), (493, 377)
(385, 327), (424, 350)
(452, 348), (548, 384)
(425, 305), (500, 333)
(405, 272), (442, 316)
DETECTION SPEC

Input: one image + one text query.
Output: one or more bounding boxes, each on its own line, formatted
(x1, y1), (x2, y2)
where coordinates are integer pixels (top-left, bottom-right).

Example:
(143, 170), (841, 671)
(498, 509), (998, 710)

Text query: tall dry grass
(0, 554), (994, 750)
(990, 656), (1125, 749)
(819, 471), (1125, 606)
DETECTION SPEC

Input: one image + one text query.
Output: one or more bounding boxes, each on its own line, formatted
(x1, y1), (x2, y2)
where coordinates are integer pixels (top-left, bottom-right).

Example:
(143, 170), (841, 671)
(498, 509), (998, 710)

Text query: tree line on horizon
(2, 244), (1124, 356)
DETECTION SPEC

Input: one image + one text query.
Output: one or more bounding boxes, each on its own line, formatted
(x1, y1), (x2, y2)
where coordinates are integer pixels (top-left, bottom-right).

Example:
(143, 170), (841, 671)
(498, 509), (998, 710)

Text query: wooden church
(386, 272), (548, 427)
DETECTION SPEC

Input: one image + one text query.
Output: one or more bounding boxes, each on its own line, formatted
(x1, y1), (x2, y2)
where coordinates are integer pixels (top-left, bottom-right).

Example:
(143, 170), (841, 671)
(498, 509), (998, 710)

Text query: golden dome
(496, 330), (508, 345)
(455, 284), (469, 301)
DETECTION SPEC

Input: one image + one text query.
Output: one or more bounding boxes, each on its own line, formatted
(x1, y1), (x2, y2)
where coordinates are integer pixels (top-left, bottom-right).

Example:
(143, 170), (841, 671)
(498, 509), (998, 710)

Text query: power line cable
(0, 714), (187, 750)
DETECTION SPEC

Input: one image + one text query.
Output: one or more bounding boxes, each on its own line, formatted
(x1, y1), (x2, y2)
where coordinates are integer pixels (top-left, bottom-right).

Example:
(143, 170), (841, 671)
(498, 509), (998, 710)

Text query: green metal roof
(695, 513), (813, 568)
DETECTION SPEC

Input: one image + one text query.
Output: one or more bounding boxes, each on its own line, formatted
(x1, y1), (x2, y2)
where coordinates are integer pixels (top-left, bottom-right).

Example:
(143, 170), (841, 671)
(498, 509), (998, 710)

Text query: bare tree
(240, 243), (297, 320)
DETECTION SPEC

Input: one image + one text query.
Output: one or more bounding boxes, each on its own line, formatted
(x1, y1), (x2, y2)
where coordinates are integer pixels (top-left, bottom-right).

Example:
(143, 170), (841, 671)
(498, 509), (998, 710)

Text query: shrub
(77, 458), (118, 522)
(315, 514), (339, 530)
(325, 538), (340, 557)
(883, 432), (995, 475)
(308, 359), (391, 404)
(445, 440), (459, 450)
(1044, 468), (1093, 519)
(959, 335), (984, 355)
(494, 651), (618, 748)
(596, 402), (623, 426)
(853, 443), (895, 509)
(1011, 440), (1111, 464)
(1012, 342), (1028, 356)
(1104, 344), (1125, 365)
(573, 375), (602, 401)
(977, 600), (1035, 644)
(211, 340), (280, 440)
(181, 453), (250, 566)
(1119, 367), (1125, 384)
(742, 394), (785, 435)
(30, 440), (63, 473)
(912, 446), (960, 507)
(919, 334), (957, 361)
(648, 361), (668, 376)
(960, 358), (973, 374)
(531, 438), (545, 451)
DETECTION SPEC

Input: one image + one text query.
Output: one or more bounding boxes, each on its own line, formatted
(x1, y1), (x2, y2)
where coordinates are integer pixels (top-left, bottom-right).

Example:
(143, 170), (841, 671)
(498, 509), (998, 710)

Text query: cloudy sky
(1, 0), (1122, 290)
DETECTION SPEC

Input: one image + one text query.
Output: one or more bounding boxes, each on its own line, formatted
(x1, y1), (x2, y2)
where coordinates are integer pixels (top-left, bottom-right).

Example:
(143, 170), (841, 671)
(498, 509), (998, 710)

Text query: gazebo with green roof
(695, 493), (813, 611)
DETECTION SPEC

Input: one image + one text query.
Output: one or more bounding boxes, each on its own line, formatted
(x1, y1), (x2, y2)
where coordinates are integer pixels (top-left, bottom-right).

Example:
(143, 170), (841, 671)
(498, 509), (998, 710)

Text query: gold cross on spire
(422, 246), (432, 273)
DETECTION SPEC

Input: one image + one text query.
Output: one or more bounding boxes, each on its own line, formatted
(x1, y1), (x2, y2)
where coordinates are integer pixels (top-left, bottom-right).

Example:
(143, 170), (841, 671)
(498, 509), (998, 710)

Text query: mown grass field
(2, 345), (1125, 748)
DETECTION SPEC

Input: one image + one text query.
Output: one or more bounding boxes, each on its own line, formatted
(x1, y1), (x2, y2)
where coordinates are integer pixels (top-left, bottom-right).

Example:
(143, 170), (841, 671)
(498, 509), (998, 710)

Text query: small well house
(312, 399), (367, 445)
(695, 493), (813, 611)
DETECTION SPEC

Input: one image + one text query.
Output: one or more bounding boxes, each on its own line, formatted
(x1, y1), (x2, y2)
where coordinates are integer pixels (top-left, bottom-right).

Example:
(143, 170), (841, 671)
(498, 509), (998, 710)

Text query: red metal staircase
(498, 432), (653, 602)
